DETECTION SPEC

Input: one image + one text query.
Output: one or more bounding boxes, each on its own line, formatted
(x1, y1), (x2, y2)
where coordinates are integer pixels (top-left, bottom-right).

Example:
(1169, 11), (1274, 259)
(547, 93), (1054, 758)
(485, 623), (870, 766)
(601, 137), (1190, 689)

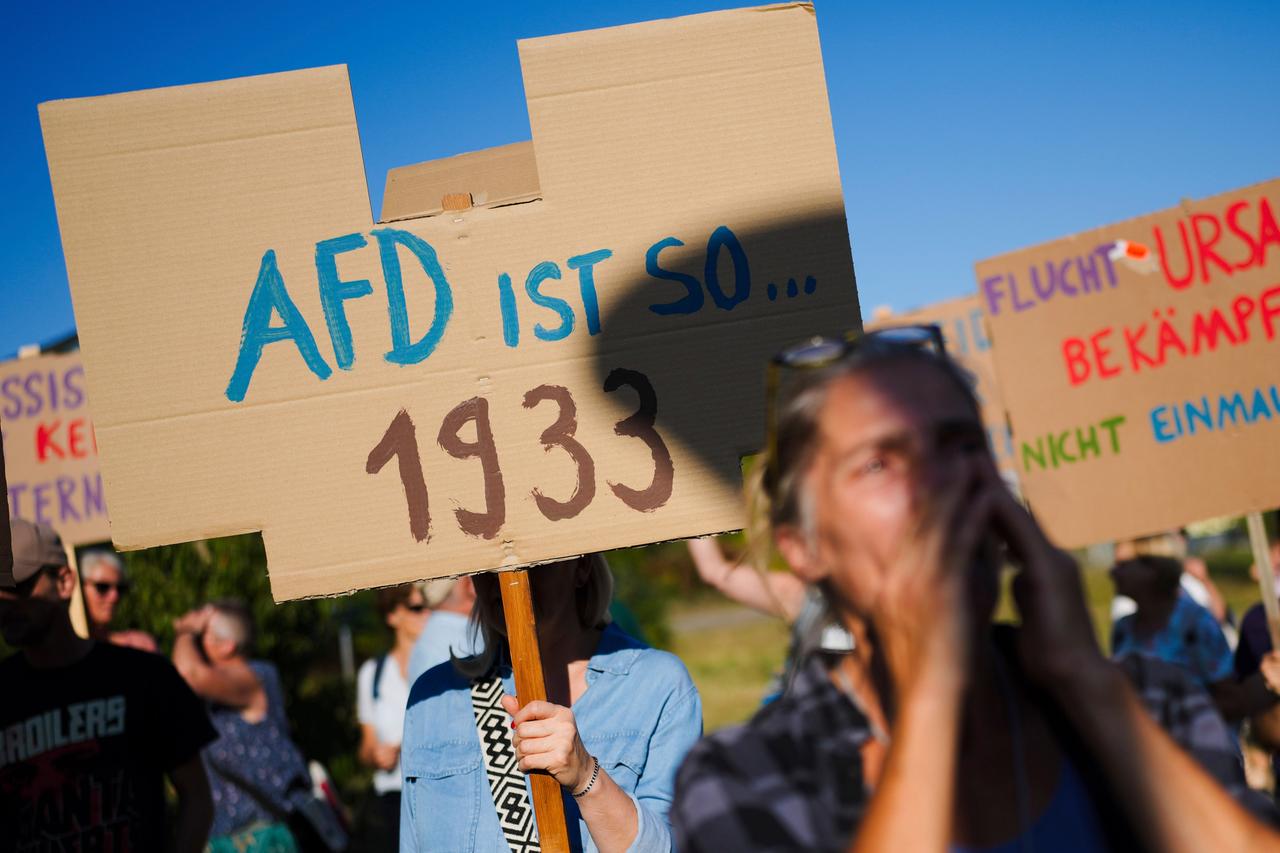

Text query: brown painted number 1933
(366, 367), (673, 544)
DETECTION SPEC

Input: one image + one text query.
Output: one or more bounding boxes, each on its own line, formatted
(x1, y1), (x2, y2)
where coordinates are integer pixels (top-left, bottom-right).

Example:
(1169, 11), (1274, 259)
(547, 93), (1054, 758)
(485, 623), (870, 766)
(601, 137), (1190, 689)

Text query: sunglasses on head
(763, 324), (948, 483)
(771, 324), (946, 371)
(90, 580), (130, 596)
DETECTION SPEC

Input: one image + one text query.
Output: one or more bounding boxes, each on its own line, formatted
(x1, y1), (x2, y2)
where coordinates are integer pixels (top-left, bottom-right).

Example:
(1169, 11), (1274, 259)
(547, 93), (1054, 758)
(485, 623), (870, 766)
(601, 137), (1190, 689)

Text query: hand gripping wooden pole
(499, 568), (571, 852)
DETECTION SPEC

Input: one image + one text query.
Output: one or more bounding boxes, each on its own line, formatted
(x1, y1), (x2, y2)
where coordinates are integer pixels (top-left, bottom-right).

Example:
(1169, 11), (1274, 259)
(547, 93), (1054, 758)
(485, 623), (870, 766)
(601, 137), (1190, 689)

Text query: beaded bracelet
(571, 755), (600, 799)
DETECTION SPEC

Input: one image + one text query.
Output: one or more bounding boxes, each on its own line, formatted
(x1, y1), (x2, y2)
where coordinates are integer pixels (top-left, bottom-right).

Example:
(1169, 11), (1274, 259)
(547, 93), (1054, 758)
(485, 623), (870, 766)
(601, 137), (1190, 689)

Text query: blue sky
(2, 0), (1277, 356)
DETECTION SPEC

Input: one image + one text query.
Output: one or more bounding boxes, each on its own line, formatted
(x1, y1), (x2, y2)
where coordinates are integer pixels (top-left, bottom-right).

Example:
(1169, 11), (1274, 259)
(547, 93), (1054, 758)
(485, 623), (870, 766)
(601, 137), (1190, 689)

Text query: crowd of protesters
(6, 326), (1280, 852)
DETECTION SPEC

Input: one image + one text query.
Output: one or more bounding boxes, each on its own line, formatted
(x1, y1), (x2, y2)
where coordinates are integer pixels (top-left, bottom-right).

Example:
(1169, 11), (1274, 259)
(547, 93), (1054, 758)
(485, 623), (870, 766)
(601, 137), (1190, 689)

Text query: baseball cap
(6, 518), (66, 586)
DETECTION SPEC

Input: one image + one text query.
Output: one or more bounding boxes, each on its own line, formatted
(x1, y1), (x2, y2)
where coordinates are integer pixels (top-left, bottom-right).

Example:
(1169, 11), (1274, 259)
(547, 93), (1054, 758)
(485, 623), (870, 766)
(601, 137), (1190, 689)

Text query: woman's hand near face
(872, 456), (995, 697)
(500, 696), (595, 792)
(983, 465), (1109, 692)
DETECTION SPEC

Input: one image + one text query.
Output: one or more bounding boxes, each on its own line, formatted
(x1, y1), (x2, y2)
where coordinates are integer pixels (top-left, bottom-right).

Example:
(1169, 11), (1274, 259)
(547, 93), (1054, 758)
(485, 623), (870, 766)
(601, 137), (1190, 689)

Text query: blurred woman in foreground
(400, 555), (701, 852)
(672, 327), (1280, 853)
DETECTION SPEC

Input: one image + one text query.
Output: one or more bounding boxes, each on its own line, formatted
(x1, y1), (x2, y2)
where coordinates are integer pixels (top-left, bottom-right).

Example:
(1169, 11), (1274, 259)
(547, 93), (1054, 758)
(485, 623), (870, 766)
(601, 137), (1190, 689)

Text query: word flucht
(982, 243), (1118, 316)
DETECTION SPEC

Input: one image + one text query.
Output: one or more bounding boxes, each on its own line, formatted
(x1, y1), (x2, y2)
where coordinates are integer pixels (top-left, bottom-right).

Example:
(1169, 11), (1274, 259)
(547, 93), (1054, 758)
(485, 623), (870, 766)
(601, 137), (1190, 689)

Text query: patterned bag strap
(471, 675), (542, 853)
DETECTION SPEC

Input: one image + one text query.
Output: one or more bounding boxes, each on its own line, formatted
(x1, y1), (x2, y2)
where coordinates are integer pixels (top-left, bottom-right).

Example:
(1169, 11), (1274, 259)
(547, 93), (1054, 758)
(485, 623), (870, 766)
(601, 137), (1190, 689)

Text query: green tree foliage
(607, 542), (685, 649)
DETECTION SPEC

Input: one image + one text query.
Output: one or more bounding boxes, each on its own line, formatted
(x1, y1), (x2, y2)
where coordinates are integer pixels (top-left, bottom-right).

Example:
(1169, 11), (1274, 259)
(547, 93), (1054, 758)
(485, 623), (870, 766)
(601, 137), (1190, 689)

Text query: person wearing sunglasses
(79, 549), (158, 653)
(407, 576), (482, 687)
(353, 583), (431, 851)
(1, 518), (216, 852)
(672, 326), (1280, 852)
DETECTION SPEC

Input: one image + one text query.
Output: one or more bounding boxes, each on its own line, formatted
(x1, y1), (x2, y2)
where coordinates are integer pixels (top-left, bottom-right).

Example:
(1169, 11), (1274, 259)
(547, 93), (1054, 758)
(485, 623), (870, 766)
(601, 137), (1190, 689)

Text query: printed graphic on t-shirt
(0, 696), (142, 852)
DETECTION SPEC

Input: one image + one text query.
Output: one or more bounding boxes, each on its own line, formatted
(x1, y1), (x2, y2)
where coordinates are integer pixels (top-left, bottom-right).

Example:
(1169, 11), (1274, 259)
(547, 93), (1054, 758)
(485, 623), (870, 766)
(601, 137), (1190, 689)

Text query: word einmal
(1150, 384), (1280, 444)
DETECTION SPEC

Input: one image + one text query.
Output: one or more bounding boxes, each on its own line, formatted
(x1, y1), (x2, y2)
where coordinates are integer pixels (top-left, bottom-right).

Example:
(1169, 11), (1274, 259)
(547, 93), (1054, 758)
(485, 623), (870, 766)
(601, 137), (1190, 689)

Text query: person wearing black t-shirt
(0, 518), (217, 853)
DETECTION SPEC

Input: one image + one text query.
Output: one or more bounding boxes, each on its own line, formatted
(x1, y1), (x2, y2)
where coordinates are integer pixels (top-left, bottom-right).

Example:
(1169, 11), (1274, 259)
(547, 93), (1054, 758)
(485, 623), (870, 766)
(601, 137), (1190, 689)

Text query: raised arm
(171, 608), (264, 711)
(686, 538), (806, 622)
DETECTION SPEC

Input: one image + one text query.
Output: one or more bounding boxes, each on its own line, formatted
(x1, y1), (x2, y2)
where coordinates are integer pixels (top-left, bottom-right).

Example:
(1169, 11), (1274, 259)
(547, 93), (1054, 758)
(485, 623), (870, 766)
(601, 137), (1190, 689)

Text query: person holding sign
(400, 555), (701, 852)
(671, 328), (1280, 852)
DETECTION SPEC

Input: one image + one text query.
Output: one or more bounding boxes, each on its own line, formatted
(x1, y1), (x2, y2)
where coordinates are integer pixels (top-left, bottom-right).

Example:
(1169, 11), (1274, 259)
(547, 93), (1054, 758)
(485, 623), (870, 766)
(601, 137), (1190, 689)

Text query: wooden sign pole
(1246, 512), (1280, 651)
(64, 541), (89, 639)
(499, 568), (571, 852)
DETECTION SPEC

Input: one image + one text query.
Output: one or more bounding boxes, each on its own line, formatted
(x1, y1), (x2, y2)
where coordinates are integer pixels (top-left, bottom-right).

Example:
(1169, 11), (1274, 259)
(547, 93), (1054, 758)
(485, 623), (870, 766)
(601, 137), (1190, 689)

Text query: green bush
(606, 541), (687, 649)
(1204, 548), (1256, 582)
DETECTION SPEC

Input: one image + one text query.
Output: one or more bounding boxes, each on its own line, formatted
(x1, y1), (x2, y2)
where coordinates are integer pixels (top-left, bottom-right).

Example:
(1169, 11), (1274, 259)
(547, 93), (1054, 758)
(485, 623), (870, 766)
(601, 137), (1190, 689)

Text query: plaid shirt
(673, 630), (1280, 851)
(671, 655), (872, 853)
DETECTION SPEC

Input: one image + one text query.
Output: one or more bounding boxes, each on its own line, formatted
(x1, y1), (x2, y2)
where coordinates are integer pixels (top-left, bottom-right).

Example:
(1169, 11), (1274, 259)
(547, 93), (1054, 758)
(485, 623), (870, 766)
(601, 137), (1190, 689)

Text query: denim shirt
(400, 624), (702, 852)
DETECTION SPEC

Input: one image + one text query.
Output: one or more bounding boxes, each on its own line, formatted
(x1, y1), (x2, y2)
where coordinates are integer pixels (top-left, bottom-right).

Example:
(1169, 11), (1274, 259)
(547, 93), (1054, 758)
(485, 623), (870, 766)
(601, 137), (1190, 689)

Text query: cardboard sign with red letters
(0, 352), (108, 549)
(868, 294), (1018, 490)
(977, 179), (1280, 547)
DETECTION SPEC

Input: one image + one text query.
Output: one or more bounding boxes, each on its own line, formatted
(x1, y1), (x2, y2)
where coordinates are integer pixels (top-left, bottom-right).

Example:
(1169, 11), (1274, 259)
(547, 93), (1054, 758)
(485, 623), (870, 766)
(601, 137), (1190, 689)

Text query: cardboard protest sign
(0, 352), (109, 546)
(867, 294), (1018, 488)
(977, 179), (1280, 547)
(39, 4), (859, 600)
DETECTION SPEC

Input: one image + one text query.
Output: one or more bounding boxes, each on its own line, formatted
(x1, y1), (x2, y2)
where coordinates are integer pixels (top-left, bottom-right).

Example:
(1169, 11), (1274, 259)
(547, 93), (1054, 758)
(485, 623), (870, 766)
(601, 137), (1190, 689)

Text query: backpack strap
(470, 675), (541, 853)
(372, 654), (387, 702)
